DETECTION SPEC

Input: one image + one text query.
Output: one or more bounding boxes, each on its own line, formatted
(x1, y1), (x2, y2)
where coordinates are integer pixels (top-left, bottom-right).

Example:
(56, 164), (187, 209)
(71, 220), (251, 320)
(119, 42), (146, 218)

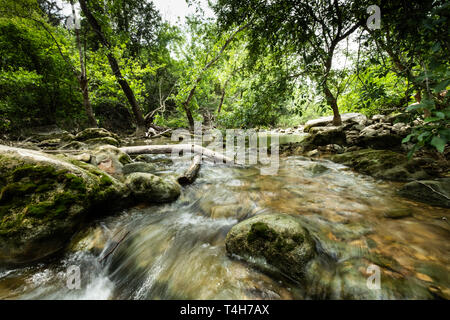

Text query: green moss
(12, 165), (60, 182)
(0, 205), (12, 218)
(0, 182), (37, 203)
(247, 222), (276, 243)
(247, 222), (305, 256)
(64, 173), (87, 192)
(118, 153), (131, 165)
(99, 174), (113, 187)
(27, 192), (81, 219)
(0, 215), (24, 235)
(27, 201), (54, 217)
(35, 182), (55, 193)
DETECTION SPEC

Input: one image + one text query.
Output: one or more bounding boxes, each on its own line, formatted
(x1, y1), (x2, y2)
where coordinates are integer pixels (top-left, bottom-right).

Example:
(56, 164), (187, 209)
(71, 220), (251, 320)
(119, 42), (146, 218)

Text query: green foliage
(0, 16), (83, 132)
(339, 61), (411, 117)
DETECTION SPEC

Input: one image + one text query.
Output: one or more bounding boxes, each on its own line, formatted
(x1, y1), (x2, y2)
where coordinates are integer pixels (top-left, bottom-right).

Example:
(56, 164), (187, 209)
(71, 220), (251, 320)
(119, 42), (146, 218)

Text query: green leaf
(430, 136), (447, 153)
(431, 42), (441, 53)
(424, 117), (440, 123)
(418, 131), (431, 141)
(435, 111), (445, 119)
(406, 103), (425, 112)
(433, 79), (450, 93)
(402, 133), (413, 143)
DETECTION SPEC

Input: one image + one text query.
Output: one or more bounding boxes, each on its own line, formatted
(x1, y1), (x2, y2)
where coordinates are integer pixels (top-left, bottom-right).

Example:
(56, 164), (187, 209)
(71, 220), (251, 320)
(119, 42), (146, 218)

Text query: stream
(0, 134), (449, 299)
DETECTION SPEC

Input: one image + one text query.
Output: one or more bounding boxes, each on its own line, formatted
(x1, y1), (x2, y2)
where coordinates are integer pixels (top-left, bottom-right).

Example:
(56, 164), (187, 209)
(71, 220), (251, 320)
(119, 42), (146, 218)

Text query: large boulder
(304, 113), (367, 132)
(300, 126), (347, 151)
(0, 145), (129, 265)
(355, 123), (406, 149)
(225, 213), (316, 281)
(330, 149), (431, 181)
(398, 179), (450, 208)
(90, 145), (131, 176)
(84, 137), (120, 147)
(29, 126), (75, 143)
(75, 128), (120, 143)
(125, 172), (181, 203)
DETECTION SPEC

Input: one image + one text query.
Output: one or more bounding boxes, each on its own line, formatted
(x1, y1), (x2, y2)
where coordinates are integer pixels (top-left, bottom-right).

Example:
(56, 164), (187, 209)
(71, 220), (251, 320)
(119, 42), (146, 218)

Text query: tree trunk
(217, 83), (226, 114)
(322, 42), (342, 126)
(78, 0), (146, 135)
(79, 78), (97, 127)
(180, 23), (249, 131)
(183, 104), (195, 131)
(72, 1), (97, 128)
(323, 84), (342, 126)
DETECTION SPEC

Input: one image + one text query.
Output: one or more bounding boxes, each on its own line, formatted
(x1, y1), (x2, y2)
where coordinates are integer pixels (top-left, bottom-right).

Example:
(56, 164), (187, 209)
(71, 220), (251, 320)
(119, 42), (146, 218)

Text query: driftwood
(120, 144), (233, 164)
(177, 154), (202, 185)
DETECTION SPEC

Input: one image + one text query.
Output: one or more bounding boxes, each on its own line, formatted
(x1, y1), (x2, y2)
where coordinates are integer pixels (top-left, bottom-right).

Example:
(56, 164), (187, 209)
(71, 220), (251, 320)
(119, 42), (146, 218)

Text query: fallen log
(177, 154), (202, 185)
(119, 144), (233, 164)
(151, 128), (172, 139)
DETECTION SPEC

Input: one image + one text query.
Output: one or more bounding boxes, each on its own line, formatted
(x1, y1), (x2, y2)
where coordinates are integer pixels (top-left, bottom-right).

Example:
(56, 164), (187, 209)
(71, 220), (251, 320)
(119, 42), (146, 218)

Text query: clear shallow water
(0, 150), (449, 300)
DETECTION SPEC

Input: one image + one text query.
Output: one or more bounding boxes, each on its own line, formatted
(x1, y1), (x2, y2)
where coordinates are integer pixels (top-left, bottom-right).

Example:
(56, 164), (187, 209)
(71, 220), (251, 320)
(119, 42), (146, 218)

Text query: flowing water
(0, 136), (449, 300)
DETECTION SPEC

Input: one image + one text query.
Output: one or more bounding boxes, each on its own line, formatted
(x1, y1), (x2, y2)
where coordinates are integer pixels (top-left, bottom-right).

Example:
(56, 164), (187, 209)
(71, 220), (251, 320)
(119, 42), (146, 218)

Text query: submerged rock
(383, 208), (413, 219)
(398, 179), (450, 208)
(330, 149), (430, 181)
(125, 172), (181, 203)
(209, 203), (253, 221)
(225, 213), (316, 281)
(306, 163), (329, 175)
(0, 145), (129, 265)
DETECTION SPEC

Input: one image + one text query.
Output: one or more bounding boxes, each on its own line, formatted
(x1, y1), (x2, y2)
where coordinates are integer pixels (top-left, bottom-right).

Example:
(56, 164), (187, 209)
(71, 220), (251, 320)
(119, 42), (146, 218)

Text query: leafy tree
(360, 0), (450, 154)
(78, 0), (147, 135)
(213, 0), (363, 125)
(173, 16), (248, 130)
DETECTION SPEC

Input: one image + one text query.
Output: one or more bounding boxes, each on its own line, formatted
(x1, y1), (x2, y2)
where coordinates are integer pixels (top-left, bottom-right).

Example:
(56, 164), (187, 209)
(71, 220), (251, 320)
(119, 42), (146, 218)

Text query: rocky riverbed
(0, 118), (448, 300)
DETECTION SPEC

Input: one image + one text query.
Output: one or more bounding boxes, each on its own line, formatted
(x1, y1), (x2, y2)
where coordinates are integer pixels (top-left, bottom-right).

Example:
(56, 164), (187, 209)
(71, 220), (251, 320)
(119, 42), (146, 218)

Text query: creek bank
(0, 145), (128, 265)
(280, 113), (449, 207)
(0, 127), (182, 265)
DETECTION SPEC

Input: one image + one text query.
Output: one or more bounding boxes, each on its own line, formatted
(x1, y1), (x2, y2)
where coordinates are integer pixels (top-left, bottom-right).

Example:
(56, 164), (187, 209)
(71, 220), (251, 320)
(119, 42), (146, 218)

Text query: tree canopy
(0, 0), (448, 153)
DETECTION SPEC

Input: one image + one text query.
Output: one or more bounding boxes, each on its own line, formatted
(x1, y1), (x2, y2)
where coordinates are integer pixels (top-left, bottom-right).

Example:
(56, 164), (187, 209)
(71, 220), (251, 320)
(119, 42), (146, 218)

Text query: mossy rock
(122, 162), (156, 175)
(60, 141), (87, 150)
(225, 213), (316, 281)
(331, 149), (430, 181)
(125, 172), (181, 203)
(75, 128), (120, 142)
(84, 137), (120, 147)
(300, 127), (347, 152)
(91, 145), (131, 165)
(30, 130), (75, 143)
(0, 145), (129, 265)
(89, 145), (132, 176)
(307, 163), (330, 175)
